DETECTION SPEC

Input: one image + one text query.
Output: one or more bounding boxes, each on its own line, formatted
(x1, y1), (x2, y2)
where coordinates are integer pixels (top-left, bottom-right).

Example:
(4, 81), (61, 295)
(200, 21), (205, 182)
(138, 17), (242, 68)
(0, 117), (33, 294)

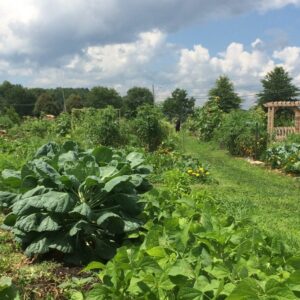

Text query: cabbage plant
(0, 141), (152, 265)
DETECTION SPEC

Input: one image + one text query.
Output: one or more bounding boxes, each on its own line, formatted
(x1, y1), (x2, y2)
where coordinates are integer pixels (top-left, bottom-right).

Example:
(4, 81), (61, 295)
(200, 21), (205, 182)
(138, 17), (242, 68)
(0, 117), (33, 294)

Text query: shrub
(189, 98), (224, 141)
(134, 105), (166, 151)
(73, 107), (123, 147)
(0, 141), (152, 265)
(0, 106), (20, 129)
(215, 108), (268, 158)
(265, 143), (300, 174)
(50, 113), (72, 137)
(34, 93), (61, 116)
(66, 94), (84, 113)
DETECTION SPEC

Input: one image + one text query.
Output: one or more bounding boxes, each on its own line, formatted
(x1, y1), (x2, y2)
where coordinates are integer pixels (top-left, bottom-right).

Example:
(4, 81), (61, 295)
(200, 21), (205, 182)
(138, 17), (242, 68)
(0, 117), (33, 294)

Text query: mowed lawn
(181, 135), (300, 248)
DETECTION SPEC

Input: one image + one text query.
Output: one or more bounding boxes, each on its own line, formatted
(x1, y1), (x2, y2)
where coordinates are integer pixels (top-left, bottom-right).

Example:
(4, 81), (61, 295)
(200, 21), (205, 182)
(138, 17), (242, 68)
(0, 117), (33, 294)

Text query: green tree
(86, 86), (122, 109)
(66, 94), (84, 113)
(208, 76), (242, 112)
(162, 89), (195, 122)
(0, 81), (36, 116)
(257, 66), (299, 105)
(123, 87), (154, 118)
(34, 93), (61, 116)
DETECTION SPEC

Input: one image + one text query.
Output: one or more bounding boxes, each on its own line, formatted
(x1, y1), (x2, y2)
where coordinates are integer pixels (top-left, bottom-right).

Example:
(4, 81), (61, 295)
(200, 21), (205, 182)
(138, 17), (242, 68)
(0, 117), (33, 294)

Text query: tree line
(0, 66), (299, 121)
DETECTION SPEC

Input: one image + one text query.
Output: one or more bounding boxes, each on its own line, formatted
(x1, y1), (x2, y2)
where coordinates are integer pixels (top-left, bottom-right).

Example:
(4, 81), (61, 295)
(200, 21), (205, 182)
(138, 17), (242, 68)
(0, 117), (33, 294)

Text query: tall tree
(162, 89), (195, 122)
(208, 76), (242, 112)
(257, 66), (299, 105)
(123, 87), (154, 118)
(66, 94), (84, 113)
(34, 93), (62, 116)
(86, 86), (122, 109)
(0, 81), (36, 116)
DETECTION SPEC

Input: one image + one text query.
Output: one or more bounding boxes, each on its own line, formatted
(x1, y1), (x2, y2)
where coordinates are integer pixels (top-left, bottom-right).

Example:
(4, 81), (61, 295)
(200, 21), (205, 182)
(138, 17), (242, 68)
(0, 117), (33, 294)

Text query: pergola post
(267, 106), (275, 134)
(295, 109), (300, 133)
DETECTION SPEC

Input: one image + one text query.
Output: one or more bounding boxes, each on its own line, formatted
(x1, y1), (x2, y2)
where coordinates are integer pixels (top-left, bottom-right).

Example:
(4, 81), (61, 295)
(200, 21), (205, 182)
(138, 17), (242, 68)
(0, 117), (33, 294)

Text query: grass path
(181, 135), (300, 247)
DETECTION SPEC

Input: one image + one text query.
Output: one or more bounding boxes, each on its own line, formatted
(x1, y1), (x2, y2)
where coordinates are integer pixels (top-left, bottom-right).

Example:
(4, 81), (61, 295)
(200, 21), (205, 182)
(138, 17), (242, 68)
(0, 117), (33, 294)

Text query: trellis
(264, 101), (300, 140)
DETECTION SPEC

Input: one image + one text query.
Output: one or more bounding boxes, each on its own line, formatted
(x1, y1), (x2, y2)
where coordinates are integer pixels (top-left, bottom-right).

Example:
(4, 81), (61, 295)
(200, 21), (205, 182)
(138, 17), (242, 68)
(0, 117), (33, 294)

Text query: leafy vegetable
(0, 141), (152, 265)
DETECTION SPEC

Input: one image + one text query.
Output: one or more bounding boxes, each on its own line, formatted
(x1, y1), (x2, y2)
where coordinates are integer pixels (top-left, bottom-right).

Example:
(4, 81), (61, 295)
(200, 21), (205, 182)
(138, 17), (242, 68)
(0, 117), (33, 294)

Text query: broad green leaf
(287, 270), (300, 292)
(130, 174), (143, 187)
(169, 259), (194, 279)
(287, 256), (300, 270)
(265, 279), (296, 299)
(0, 276), (12, 291)
(227, 278), (262, 300)
(92, 147), (113, 164)
(58, 151), (77, 168)
(70, 203), (92, 219)
(34, 142), (59, 158)
(146, 246), (166, 258)
(25, 236), (49, 256)
(21, 175), (38, 189)
(62, 140), (79, 152)
(3, 213), (17, 227)
(59, 174), (80, 190)
(1, 169), (21, 188)
(99, 165), (118, 180)
(107, 193), (141, 216)
(31, 191), (76, 213)
(177, 287), (202, 300)
(37, 215), (61, 232)
(124, 220), (141, 232)
(103, 175), (130, 192)
(83, 261), (106, 271)
(126, 152), (144, 168)
(0, 192), (19, 209)
(22, 186), (50, 199)
(69, 220), (90, 236)
(97, 212), (124, 234)
(70, 291), (84, 300)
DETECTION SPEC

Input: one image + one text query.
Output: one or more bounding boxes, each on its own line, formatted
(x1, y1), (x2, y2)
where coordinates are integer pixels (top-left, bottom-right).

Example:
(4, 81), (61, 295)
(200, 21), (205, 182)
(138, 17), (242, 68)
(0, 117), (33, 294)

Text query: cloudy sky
(0, 0), (300, 107)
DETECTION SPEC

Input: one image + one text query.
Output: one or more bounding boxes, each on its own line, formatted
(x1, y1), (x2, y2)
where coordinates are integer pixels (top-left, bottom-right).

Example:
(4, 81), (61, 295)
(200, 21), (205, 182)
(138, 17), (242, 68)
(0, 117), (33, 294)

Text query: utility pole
(152, 84), (155, 102)
(61, 70), (66, 112)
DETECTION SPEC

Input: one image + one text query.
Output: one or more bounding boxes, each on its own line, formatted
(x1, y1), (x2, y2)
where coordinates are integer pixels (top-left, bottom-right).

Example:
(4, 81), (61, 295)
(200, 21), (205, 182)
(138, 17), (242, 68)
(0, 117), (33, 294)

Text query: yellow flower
(187, 169), (193, 174)
(206, 172), (210, 175)
(196, 174), (200, 177)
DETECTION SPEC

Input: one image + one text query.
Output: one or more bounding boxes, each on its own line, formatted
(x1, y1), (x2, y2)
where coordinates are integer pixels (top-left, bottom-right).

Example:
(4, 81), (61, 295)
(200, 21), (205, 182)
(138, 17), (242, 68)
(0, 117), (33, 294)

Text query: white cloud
(173, 41), (300, 107)
(0, 1), (300, 107)
(0, 0), (299, 62)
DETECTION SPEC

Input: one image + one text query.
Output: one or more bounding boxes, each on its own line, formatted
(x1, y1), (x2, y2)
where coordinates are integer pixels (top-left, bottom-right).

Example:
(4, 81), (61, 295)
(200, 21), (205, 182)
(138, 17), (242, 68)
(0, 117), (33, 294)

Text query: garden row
(1, 139), (300, 299)
(186, 97), (300, 175)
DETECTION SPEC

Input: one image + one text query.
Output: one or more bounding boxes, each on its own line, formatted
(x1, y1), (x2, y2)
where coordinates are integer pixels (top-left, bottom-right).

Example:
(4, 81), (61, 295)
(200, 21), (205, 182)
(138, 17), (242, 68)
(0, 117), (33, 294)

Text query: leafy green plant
(215, 108), (268, 159)
(265, 143), (300, 174)
(77, 188), (300, 299)
(72, 107), (123, 147)
(134, 104), (166, 151)
(0, 141), (152, 265)
(0, 276), (20, 300)
(188, 98), (224, 141)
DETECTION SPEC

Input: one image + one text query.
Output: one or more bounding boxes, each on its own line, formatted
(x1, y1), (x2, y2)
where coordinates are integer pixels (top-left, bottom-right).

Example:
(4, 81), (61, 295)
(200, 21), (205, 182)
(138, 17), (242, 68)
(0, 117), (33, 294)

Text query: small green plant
(163, 169), (191, 197)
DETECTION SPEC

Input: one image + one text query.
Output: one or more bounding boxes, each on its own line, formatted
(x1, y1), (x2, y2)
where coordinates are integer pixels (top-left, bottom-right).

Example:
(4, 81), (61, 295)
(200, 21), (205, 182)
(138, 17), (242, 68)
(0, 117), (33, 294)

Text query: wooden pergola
(264, 101), (300, 140)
